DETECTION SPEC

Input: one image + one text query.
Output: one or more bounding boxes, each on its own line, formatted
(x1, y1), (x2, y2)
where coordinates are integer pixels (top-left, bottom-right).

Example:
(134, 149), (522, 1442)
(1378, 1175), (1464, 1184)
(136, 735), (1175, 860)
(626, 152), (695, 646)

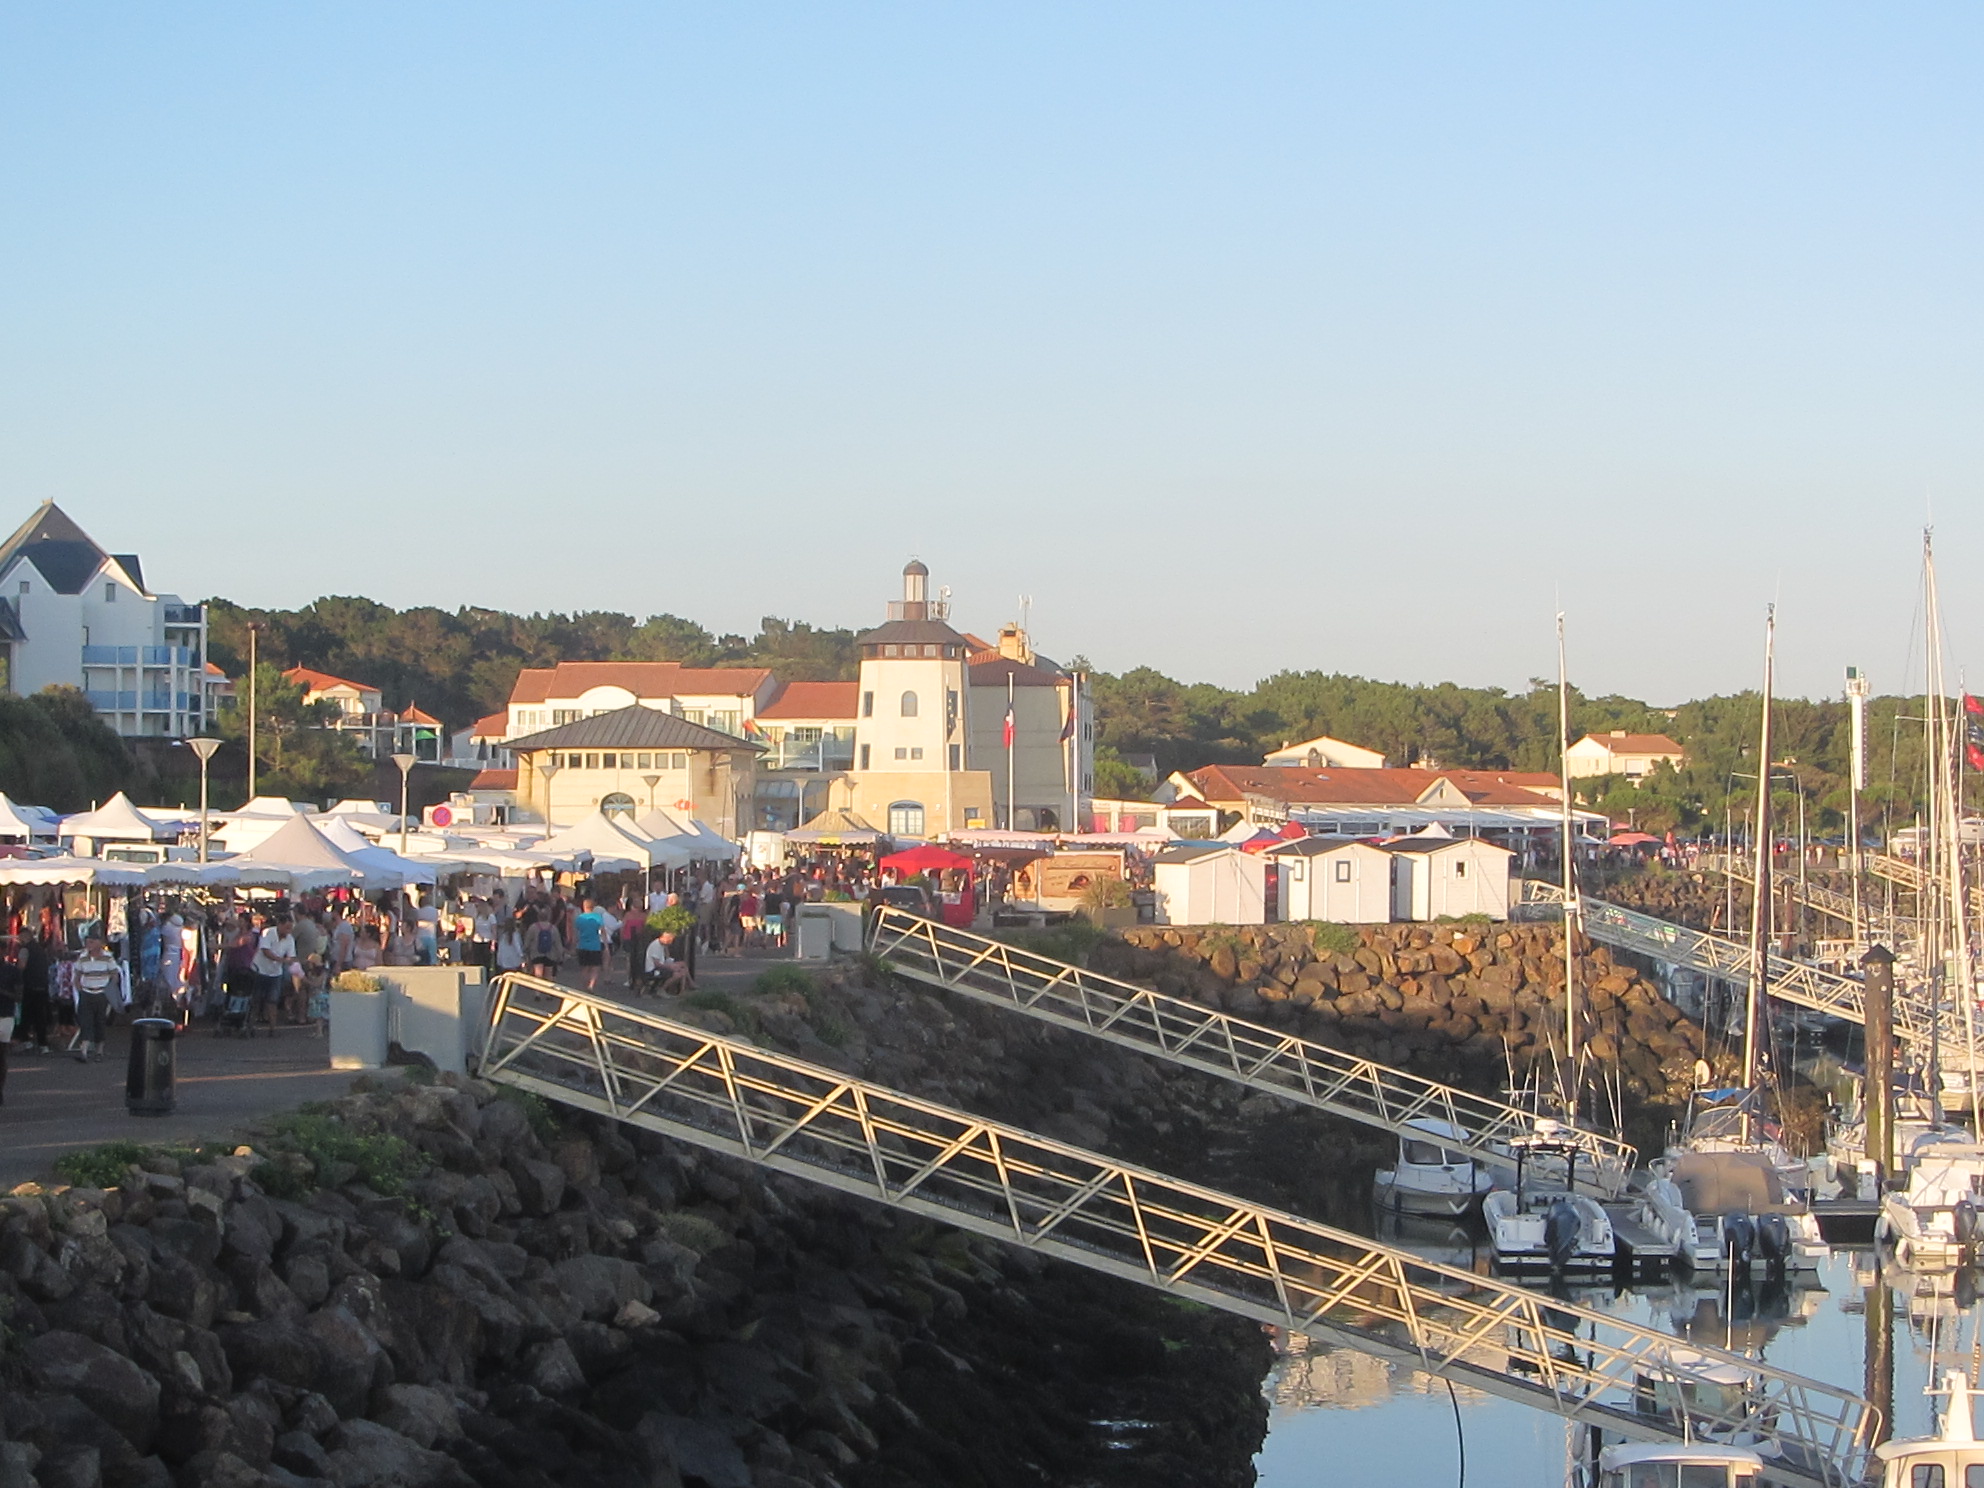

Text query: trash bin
(126, 1017), (177, 1117)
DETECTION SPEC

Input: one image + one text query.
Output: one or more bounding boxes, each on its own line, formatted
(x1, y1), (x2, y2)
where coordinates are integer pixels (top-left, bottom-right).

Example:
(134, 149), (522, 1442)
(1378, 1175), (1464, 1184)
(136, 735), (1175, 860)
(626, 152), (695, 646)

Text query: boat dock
(1606, 1206), (1681, 1277)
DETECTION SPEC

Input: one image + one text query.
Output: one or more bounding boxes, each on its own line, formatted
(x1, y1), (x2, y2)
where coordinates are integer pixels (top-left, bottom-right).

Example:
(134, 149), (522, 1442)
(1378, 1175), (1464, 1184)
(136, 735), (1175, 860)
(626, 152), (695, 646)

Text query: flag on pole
(1059, 705), (1075, 743)
(1966, 694), (1984, 771)
(1003, 703), (1016, 750)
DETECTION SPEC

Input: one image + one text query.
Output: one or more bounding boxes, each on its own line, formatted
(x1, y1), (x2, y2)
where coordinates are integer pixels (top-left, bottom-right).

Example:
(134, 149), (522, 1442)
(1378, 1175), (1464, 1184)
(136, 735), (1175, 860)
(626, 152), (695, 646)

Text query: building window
(861, 691), (874, 717)
(894, 747), (907, 760)
(910, 747), (923, 760)
(16, 580), (26, 595)
(923, 644), (939, 657)
(682, 709), (705, 726)
(888, 801), (925, 837)
(710, 711), (738, 735)
(600, 792), (636, 818)
(859, 744), (870, 770)
(949, 744), (961, 770)
(900, 691), (918, 718)
(669, 751), (688, 769)
(104, 583), (117, 602)
(600, 753), (617, 768)
(883, 644), (899, 657)
(584, 753), (600, 770)
(1454, 860), (1468, 878)
(1334, 860), (1352, 883)
(553, 709), (579, 725)
(637, 752), (652, 769)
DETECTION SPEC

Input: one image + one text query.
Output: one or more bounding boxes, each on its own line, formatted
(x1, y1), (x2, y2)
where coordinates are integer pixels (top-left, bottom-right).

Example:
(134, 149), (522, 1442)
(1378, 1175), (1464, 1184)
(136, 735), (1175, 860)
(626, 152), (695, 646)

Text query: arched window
(600, 792), (637, 819)
(887, 801), (925, 837)
(900, 691), (918, 718)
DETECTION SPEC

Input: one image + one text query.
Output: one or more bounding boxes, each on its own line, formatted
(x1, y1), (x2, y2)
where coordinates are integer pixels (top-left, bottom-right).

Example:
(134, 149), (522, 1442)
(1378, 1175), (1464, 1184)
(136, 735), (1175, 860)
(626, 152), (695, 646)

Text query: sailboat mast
(1557, 613), (1580, 1114)
(1924, 533), (1978, 1127)
(1744, 606), (1776, 1091)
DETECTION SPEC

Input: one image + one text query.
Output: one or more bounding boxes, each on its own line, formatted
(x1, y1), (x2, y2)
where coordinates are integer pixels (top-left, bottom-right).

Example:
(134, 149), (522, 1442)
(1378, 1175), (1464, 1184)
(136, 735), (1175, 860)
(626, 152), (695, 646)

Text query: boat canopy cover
(1670, 1151), (1795, 1215)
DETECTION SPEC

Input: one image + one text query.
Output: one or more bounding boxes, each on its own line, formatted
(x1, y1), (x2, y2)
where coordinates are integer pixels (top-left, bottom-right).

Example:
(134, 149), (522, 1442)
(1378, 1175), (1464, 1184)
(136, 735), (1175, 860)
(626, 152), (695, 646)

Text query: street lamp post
(391, 752), (416, 856)
(245, 622), (263, 799)
(185, 737), (223, 863)
(538, 759), (561, 830)
(642, 774), (660, 812)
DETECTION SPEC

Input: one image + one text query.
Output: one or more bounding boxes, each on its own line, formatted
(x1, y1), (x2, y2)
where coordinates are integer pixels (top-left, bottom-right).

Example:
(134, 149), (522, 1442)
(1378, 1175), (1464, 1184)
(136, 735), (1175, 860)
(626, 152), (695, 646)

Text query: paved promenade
(0, 947), (805, 1189)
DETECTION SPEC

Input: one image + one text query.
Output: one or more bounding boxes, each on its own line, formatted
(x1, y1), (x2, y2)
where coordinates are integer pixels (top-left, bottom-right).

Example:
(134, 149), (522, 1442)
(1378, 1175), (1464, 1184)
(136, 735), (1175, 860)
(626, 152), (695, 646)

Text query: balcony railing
(759, 739), (857, 771)
(86, 690), (137, 711)
(162, 605), (204, 626)
(81, 645), (195, 668)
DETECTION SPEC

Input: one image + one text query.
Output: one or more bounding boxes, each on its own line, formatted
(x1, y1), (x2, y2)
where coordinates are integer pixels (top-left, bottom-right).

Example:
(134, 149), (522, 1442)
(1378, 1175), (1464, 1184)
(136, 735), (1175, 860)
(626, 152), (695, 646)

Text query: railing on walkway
(868, 906), (1637, 1196)
(1520, 882), (1975, 1060)
(1696, 853), (1880, 934)
(477, 973), (1876, 1488)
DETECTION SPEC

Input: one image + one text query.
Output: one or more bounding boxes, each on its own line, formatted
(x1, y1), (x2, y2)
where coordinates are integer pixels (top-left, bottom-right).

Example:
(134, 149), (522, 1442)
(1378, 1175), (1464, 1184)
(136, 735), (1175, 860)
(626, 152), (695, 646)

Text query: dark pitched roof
(505, 705), (764, 754)
(0, 502), (110, 595)
(854, 618), (969, 648)
(0, 600), (24, 644)
(112, 554), (144, 593)
(968, 657), (1064, 688)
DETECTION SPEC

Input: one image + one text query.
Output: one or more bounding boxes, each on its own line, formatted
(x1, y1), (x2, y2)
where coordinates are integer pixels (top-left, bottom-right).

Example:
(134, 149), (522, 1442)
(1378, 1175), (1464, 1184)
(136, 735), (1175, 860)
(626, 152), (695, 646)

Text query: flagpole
(1006, 672), (1016, 831)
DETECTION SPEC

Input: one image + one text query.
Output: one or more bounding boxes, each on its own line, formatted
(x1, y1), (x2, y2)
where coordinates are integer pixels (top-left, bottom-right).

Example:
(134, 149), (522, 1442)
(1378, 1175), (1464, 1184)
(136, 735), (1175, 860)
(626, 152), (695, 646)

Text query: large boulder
(322, 1420), (471, 1488)
(22, 1331), (161, 1450)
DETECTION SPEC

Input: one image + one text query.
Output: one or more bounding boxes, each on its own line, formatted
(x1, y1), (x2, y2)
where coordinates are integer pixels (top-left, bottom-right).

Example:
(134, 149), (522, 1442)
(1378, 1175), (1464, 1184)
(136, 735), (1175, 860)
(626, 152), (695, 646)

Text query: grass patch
(802, 988), (853, 1048)
(1301, 922), (1361, 956)
(256, 1111), (420, 1200)
(52, 1141), (152, 1190)
(753, 966), (815, 998)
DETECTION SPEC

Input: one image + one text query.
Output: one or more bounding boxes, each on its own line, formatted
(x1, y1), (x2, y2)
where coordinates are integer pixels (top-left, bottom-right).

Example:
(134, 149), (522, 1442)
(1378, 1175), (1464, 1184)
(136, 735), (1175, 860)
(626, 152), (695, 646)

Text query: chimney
(997, 624), (1033, 665)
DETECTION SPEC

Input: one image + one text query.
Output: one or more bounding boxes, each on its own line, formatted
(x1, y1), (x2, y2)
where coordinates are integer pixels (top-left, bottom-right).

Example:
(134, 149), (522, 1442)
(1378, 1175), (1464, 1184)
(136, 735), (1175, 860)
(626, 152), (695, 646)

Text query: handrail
(477, 973), (1876, 1488)
(1520, 881), (1972, 1058)
(866, 906), (1637, 1197)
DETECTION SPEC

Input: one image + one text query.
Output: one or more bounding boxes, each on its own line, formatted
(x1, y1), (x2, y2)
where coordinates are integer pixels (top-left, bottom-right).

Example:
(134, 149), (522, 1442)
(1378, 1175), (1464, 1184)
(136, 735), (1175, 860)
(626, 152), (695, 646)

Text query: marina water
(1254, 1240), (1964, 1488)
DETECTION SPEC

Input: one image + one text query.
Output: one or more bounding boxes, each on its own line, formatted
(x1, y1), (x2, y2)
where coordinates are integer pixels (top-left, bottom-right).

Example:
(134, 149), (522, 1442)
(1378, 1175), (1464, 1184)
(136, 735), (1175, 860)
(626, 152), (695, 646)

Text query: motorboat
(1639, 1150), (1826, 1275)
(1585, 1441), (1763, 1488)
(1629, 1349), (1781, 1458)
(1874, 1370), (1984, 1486)
(1483, 1135), (1615, 1274)
(1876, 1129), (1984, 1269)
(1373, 1119), (1495, 1217)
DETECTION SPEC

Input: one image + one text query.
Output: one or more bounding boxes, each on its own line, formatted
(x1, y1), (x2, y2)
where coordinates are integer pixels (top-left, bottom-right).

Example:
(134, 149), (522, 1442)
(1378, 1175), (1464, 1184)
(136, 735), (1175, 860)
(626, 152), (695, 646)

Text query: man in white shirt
(252, 914), (299, 1034)
(72, 938), (122, 1062)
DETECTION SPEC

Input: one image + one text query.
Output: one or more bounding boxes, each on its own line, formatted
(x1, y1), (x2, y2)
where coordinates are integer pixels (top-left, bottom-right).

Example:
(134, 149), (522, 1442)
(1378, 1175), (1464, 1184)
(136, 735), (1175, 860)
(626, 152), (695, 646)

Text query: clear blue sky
(3, 5), (1979, 703)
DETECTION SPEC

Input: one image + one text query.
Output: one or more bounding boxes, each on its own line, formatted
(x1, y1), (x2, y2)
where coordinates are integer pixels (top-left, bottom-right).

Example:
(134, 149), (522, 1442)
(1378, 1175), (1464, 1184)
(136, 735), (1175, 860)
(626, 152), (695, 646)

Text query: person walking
(72, 938), (121, 1062)
(19, 932), (52, 1055)
(525, 911), (564, 981)
(0, 938), (18, 1102)
(572, 897), (607, 992)
(251, 914), (299, 1036)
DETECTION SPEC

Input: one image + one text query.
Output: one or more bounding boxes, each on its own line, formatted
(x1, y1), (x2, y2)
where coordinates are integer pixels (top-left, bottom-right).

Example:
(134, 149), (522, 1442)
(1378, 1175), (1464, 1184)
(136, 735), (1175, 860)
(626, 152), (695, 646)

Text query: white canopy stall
(222, 815), (371, 892)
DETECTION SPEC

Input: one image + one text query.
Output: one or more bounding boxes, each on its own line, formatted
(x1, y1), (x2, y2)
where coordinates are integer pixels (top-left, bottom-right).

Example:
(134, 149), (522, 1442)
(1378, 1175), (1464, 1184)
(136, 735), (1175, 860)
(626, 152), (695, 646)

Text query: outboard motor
(1755, 1213), (1791, 1274)
(1955, 1198), (1980, 1253)
(1546, 1199), (1581, 1272)
(1722, 1212), (1756, 1270)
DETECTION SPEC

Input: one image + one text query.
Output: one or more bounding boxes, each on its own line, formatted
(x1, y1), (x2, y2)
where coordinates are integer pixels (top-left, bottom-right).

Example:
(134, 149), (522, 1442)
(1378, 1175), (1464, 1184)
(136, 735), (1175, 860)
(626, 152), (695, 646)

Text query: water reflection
(1256, 1245), (1975, 1488)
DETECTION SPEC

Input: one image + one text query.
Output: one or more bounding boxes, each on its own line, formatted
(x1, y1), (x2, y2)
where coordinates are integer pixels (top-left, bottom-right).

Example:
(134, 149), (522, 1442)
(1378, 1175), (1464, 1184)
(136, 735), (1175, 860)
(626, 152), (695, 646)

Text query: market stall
(878, 843), (977, 928)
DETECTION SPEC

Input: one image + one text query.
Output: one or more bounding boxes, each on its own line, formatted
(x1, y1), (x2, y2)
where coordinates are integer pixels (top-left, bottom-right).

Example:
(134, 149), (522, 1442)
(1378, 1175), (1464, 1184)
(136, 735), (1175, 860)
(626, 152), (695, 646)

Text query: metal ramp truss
(477, 974), (1875, 1488)
(1518, 880), (1972, 1056)
(865, 906), (1636, 1198)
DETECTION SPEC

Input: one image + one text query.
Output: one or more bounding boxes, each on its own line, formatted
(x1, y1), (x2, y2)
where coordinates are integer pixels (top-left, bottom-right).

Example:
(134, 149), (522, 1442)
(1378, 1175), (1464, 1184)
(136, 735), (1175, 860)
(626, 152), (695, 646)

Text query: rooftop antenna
(1018, 594), (1032, 635)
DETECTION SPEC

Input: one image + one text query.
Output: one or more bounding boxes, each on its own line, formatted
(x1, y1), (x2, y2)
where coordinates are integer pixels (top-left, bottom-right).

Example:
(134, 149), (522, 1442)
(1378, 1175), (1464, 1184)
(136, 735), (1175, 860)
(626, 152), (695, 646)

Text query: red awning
(879, 844), (976, 874)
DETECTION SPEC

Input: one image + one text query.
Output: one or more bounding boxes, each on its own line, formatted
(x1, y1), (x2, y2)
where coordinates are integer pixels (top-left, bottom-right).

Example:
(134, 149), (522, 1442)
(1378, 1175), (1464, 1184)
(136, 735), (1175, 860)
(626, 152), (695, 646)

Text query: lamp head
(184, 737), (223, 762)
(390, 752), (416, 775)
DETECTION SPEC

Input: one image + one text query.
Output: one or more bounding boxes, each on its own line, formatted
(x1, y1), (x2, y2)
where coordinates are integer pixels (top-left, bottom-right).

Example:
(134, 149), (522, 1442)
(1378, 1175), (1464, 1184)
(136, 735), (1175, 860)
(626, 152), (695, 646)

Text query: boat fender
(1756, 1213), (1790, 1271)
(1957, 1199), (1980, 1248)
(1545, 1199), (1580, 1271)
(1723, 1212), (1755, 1268)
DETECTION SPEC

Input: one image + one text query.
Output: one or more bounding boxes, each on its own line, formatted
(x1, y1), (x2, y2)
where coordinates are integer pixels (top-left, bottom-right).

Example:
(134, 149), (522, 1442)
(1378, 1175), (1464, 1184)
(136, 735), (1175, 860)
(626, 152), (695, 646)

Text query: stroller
(217, 975), (257, 1037)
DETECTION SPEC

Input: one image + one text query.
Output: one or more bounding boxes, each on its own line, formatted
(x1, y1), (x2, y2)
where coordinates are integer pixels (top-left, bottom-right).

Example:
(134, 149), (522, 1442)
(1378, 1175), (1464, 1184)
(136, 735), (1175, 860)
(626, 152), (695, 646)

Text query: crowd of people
(0, 855), (918, 1095)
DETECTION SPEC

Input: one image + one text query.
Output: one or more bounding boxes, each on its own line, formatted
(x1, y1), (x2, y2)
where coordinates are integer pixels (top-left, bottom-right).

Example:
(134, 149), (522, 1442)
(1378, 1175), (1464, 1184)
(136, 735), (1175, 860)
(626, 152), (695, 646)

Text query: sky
(2, 4), (1980, 704)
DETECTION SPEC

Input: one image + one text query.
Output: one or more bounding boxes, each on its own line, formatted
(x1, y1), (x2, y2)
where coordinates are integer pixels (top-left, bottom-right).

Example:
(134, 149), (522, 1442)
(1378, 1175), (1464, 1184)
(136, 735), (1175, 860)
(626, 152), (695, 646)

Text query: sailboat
(1482, 616), (1621, 1275)
(1654, 608), (1827, 1277)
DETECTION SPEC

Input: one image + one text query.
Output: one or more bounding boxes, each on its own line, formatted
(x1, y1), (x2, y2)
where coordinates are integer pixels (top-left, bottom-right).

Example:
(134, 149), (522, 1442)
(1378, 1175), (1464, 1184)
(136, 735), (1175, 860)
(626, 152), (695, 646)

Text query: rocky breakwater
(1091, 922), (1719, 1130)
(0, 1066), (1268, 1488)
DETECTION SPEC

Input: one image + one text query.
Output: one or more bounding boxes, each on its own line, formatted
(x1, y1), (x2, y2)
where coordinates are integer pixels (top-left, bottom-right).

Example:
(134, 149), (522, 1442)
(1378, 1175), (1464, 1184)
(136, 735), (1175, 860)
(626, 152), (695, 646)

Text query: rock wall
(0, 1070), (1269, 1488)
(1089, 921), (1719, 1141)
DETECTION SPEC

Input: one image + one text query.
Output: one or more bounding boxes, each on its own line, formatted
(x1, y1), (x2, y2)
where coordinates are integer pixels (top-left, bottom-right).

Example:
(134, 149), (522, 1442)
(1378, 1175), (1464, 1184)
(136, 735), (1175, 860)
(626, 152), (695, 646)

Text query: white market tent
(145, 860), (243, 888)
(0, 792), (55, 841)
(0, 856), (150, 887)
(786, 809), (887, 846)
(60, 792), (171, 844)
(210, 797), (320, 854)
(223, 814), (371, 891)
(310, 817), (452, 886)
(325, 799), (403, 833)
(538, 812), (666, 873)
(635, 808), (734, 861)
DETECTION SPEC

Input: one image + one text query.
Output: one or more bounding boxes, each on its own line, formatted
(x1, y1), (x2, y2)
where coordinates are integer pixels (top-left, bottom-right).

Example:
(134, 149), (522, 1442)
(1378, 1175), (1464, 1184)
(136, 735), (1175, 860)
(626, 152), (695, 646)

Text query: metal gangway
(1520, 881), (1967, 1057)
(477, 973), (1877, 1488)
(866, 905), (1637, 1198)
(1696, 853), (1880, 936)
